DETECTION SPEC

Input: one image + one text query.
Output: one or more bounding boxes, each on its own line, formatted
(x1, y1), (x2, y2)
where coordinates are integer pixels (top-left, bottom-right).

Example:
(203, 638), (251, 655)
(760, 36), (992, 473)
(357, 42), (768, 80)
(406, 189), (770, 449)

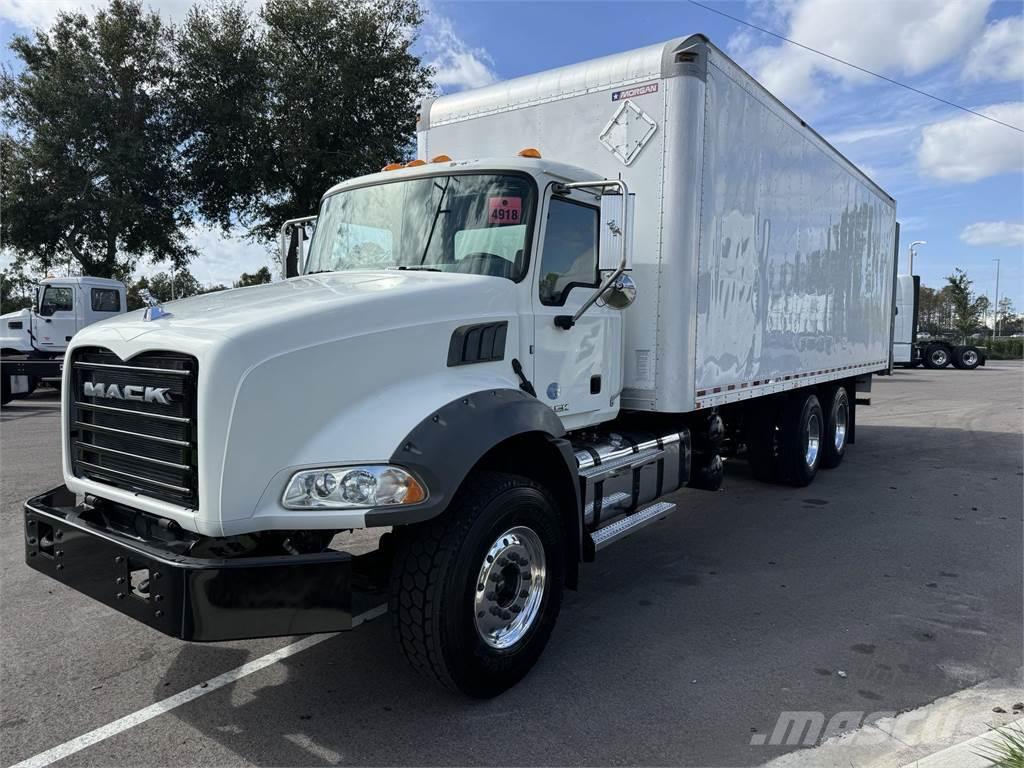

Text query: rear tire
(390, 471), (564, 698)
(820, 386), (849, 469)
(952, 346), (981, 370)
(923, 343), (951, 369)
(779, 392), (823, 487)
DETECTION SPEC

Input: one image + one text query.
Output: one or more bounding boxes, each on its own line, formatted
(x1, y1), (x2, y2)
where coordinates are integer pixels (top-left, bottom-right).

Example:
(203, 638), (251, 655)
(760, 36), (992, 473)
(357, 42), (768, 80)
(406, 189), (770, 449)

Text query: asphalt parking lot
(2, 362), (1022, 768)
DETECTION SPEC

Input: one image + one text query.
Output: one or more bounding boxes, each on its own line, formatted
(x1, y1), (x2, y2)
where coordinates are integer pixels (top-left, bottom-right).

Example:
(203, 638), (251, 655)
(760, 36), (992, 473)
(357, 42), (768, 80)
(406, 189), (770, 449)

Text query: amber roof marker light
(405, 159), (426, 168)
(518, 148), (542, 158)
(430, 154), (452, 163)
(381, 163), (403, 171)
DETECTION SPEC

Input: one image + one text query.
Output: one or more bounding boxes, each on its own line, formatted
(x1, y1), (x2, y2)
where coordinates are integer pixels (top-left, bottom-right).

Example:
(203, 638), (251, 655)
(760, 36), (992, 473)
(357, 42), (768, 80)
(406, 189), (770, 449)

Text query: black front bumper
(24, 486), (387, 642)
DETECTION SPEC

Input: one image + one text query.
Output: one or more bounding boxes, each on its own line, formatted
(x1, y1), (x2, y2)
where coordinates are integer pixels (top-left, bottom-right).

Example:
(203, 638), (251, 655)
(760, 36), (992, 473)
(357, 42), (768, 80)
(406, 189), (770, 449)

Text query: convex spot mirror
(602, 273), (637, 310)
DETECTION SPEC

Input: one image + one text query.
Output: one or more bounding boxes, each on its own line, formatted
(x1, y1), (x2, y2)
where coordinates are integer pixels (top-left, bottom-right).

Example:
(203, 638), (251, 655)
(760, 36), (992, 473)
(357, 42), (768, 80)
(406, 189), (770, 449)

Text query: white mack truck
(24, 35), (898, 697)
(1, 275), (126, 405)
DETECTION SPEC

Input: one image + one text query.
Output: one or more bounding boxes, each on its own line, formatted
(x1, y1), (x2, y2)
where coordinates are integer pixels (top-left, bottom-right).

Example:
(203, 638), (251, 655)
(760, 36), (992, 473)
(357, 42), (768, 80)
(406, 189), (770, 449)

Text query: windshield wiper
(392, 266), (442, 272)
(419, 178), (454, 266)
(306, 269), (336, 275)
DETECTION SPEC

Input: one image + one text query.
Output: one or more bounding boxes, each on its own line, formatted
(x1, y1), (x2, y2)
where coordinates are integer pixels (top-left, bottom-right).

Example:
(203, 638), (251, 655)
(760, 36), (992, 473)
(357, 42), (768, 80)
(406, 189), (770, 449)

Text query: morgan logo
(84, 381), (172, 405)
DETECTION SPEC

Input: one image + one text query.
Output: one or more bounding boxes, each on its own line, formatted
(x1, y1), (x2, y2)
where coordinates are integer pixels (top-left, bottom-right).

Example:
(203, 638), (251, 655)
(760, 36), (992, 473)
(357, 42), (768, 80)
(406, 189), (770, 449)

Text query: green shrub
(985, 338), (1024, 361)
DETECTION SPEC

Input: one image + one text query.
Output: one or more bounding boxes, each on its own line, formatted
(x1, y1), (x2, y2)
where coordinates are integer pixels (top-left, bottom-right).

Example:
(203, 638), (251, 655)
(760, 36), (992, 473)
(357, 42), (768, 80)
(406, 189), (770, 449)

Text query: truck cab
(1, 276), (126, 356)
(285, 156), (631, 430)
(1, 276), (126, 403)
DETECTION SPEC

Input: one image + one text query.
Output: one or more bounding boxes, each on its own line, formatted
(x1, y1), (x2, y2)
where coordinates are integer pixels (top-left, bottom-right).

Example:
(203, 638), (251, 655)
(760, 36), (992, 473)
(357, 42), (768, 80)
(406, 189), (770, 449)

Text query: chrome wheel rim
(473, 526), (546, 649)
(932, 349), (948, 366)
(805, 413), (821, 468)
(962, 350), (978, 366)
(834, 400), (848, 452)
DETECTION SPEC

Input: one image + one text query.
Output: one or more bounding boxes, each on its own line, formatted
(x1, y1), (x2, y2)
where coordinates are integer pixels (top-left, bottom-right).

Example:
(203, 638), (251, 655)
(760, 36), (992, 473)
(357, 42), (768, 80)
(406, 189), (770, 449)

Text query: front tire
(390, 471), (564, 698)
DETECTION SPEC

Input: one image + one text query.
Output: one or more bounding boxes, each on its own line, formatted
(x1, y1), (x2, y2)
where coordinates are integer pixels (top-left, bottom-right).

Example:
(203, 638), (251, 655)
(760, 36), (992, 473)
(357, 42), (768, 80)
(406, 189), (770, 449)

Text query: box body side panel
(691, 49), (896, 408)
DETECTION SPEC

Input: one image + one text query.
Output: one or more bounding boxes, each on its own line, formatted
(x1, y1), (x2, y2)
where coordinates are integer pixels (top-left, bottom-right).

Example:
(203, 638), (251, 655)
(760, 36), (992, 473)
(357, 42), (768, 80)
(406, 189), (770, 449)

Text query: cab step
(590, 501), (676, 551)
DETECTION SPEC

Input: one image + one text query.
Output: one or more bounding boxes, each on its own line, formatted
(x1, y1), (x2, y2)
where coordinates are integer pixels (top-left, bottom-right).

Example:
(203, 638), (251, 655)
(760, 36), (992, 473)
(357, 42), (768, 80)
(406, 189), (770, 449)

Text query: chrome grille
(69, 348), (198, 507)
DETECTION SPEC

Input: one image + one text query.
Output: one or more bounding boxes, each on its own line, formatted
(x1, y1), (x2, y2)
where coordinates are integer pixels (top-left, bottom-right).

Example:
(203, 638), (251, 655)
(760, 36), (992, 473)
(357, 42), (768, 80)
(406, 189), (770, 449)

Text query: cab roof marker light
(518, 148), (542, 158)
(382, 163), (403, 171)
(430, 154), (452, 163)
(405, 159), (426, 168)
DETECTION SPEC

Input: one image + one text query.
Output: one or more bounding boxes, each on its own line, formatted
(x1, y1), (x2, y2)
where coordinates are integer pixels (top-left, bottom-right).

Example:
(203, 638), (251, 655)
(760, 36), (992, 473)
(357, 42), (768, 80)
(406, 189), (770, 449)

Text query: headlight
(282, 465), (427, 509)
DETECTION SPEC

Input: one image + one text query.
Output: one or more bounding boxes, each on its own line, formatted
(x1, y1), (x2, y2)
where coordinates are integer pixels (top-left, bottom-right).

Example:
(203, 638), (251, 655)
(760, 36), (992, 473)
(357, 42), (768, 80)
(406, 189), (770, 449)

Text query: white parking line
(8, 633), (336, 768)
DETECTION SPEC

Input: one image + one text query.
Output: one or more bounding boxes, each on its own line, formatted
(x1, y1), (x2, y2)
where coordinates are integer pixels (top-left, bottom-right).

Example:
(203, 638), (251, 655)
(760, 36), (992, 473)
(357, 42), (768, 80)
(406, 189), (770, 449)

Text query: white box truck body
(418, 34), (897, 413)
(25, 35), (898, 697)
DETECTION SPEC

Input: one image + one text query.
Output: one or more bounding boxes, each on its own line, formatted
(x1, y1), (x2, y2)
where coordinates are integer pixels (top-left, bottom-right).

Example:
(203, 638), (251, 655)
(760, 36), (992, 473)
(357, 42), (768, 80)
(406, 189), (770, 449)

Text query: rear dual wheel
(747, 386), (848, 486)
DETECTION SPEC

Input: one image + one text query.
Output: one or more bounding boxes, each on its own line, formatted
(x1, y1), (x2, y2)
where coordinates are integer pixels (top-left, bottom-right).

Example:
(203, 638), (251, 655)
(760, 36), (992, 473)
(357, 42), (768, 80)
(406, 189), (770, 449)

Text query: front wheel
(390, 471), (564, 698)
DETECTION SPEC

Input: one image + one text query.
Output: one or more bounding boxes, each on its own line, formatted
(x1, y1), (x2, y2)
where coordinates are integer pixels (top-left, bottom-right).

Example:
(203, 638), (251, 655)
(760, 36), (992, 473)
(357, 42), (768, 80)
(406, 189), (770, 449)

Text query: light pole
(908, 240), (926, 275)
(993, 258), (1001, 338)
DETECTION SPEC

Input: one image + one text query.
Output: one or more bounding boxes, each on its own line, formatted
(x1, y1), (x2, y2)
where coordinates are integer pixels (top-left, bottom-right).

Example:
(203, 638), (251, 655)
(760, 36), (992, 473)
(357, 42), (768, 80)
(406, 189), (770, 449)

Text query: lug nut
(154, 610), (163, 618)
(116, 592), (125, 600)
(116, 577), (125, 584)
(154, 594), (163, 603)
(115, 556), (124, 564)
(27, 538), (36, 545)
(55, 563), (63, 570)
(55, 531), (63, 540)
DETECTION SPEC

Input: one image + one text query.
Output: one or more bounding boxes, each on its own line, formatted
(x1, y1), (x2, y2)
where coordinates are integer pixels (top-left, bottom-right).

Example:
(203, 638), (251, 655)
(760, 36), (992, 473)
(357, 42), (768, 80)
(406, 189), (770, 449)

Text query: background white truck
(25, 34), (897, 697)
(892, 273), (985, 369)
(1, 275), (126, 404)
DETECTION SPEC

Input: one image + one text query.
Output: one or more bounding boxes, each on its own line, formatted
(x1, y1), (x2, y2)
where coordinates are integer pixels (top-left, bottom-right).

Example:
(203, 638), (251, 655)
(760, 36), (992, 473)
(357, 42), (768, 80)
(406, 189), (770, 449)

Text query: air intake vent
(447, 321), (508, 366)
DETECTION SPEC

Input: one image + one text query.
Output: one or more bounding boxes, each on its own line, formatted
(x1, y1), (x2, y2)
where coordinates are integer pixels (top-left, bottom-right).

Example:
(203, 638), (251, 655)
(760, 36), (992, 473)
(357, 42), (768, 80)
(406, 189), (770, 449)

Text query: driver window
(39, 286), (73, 317)
(538, 198), (599, 306)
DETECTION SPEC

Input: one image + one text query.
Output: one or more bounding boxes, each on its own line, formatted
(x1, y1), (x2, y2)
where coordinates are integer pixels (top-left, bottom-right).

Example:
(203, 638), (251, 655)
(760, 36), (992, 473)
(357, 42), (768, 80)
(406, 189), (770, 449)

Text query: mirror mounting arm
(554, 178), (630, 330)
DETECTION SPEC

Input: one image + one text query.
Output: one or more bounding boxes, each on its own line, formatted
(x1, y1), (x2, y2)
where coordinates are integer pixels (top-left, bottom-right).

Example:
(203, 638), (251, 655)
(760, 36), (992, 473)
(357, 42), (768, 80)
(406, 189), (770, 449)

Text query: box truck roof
(419, 33), (892, 205)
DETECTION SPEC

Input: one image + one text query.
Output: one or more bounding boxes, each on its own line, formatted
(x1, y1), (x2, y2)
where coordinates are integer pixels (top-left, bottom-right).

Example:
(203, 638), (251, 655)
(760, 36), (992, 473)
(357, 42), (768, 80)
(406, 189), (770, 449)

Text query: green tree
(0, 257), (37, 315)
(175, 0), (432, 241)
(1, 0), (193, 279)
(945, 268), (988, 340)
(126, 268), (201, 309)
(234, 266), (272, 287)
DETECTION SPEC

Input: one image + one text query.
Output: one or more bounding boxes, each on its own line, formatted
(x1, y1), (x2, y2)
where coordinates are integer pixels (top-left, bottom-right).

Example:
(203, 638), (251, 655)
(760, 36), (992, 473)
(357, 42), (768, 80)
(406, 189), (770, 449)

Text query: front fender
(368, 387), (570, 527)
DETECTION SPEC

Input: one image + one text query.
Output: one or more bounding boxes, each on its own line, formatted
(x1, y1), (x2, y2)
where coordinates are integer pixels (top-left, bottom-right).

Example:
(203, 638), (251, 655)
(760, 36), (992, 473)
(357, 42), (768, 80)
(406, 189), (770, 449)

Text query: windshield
(304, 173), (536, 281)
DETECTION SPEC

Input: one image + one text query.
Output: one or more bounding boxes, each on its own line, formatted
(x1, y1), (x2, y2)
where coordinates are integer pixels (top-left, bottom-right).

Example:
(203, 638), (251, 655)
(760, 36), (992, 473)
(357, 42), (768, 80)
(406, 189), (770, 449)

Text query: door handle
(45, 318), (52, 323)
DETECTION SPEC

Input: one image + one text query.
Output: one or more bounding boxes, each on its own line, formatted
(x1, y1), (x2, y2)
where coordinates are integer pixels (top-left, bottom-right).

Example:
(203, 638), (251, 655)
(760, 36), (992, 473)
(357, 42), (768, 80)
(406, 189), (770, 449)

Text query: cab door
(35, 283), (78, 351)
(531, 189), (622, 430)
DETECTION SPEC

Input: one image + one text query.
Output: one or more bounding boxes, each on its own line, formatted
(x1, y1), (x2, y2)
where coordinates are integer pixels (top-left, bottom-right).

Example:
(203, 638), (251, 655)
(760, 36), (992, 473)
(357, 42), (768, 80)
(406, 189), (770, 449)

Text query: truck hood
(73, 270), (514, 347)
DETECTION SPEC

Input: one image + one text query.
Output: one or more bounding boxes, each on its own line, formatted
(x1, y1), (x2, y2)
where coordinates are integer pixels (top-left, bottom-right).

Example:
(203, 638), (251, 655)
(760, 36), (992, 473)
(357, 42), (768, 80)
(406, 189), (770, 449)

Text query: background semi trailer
(25, 34), (897, 697)
(1, 276), (126, 404)
(893, 273), (985, 370)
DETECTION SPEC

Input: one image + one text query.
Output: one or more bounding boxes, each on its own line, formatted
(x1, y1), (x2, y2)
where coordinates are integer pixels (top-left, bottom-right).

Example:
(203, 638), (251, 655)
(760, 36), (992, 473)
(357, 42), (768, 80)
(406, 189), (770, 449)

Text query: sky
(1, 0), (1022, 309)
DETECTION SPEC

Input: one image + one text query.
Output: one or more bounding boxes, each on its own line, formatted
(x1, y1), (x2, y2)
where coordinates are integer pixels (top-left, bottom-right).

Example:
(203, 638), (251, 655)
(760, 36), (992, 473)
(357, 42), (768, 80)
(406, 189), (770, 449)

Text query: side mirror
(279, 216), (317, 279)
(598, 192), (634, 272)
(603, 274), (637, 310)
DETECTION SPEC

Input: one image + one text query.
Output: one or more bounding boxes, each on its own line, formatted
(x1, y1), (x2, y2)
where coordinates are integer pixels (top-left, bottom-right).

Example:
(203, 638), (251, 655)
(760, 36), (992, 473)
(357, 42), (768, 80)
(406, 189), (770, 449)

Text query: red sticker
(487, 196), (522, 225)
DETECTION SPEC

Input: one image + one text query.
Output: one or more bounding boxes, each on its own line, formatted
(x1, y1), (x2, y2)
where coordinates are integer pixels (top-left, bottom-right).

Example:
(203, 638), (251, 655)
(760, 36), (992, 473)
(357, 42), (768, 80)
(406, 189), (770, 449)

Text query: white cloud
(172, 225), (274, 287)
(422, 15), (497, 93)
(960, 221), (1024, 247)
(965, 16), (1024, 83)
(732, 0), (992, 112)
(917, 102), (1024, 182)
